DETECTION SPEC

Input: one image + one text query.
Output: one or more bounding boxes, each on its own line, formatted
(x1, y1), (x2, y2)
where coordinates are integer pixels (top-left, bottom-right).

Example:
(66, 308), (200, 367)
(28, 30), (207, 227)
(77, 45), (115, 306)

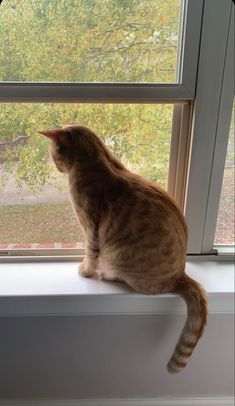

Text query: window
(0, 0), (234, 258)
(0, 0), (182, 83)
(184, 0), (234, 254)
(214, 103), (234, 246)
(0, 103), (173, 248)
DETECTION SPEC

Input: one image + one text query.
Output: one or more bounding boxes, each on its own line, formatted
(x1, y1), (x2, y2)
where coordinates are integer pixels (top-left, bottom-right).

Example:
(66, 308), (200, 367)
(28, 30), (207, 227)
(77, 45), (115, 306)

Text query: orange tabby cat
(39, 125), (207, 373)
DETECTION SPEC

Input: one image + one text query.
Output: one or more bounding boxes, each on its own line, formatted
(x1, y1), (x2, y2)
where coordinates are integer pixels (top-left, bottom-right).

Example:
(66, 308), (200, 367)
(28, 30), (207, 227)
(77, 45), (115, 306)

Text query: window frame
(184, 0), (234, 254)
(0, 0), (234, 259)
(0, 0), (203, 102)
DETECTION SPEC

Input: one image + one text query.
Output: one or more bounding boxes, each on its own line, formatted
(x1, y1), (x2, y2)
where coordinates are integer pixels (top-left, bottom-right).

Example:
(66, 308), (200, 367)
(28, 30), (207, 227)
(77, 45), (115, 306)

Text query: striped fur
(167, 274), (208, 373)
(39, 125), (208, 373)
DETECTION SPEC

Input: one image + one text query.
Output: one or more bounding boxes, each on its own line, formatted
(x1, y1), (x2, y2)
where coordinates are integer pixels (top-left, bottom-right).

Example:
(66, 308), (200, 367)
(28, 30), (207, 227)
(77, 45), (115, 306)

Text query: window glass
(214, 103), (234, 245)
(0, 0), (182, 83)
(0, 103), (173, 248)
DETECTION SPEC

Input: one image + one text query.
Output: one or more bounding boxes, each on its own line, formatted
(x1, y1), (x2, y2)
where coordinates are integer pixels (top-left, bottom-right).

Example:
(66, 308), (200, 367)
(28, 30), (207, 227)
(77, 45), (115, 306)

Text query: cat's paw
(79, 258), (100, 279)
(79, 261), (94, 278)
(79, 266), (101, 280)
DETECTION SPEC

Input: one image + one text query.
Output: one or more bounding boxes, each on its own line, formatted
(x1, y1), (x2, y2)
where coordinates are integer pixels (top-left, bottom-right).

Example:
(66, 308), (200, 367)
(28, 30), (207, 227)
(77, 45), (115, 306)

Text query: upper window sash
(0, 0), (203, 102)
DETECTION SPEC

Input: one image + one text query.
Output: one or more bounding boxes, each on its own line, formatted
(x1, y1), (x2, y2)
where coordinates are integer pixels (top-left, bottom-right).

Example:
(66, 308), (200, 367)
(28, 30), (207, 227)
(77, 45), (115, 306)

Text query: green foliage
(0, 103), (173, 189)
(0, 0), (180, 82)
(0, 0), (180, 191)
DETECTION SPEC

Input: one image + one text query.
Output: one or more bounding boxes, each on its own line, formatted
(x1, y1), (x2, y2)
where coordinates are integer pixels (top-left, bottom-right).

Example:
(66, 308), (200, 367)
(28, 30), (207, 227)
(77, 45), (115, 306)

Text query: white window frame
(0, 0), (234, 260)
(185, 0), (234, 254)
(0, 0), (203, 102)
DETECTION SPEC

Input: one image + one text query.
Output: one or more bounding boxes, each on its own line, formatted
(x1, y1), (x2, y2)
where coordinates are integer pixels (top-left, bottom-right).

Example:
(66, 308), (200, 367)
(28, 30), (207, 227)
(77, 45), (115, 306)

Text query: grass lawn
(0, 167), (233, 245)
(215, 167), (234, 244)
(0, 200), (84, 244)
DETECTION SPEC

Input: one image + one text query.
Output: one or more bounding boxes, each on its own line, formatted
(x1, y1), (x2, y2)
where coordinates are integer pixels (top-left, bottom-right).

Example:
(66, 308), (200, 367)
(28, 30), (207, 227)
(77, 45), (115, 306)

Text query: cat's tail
(167, 273), (207, 374)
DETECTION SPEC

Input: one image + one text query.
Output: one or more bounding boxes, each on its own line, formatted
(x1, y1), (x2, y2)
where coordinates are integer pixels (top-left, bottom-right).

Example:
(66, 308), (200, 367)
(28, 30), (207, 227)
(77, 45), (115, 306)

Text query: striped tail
(167, 274), (208, 374)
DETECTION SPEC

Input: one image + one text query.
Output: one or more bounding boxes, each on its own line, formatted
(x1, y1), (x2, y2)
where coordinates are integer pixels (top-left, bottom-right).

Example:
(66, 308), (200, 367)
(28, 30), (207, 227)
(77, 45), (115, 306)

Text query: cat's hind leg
(100, 268), (122, 282)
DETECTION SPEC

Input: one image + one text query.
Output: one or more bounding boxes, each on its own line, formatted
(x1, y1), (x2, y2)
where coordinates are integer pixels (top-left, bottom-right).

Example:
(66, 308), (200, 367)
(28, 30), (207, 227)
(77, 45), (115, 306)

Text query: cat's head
(39, 125), (103, 173)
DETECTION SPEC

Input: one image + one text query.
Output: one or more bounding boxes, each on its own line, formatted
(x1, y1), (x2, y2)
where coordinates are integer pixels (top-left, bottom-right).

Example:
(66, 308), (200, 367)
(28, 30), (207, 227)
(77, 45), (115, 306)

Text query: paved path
(0, 166), (68, 205)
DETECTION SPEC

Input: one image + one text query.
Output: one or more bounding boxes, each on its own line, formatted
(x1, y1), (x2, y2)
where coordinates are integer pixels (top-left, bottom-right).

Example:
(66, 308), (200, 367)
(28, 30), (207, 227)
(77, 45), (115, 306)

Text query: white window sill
(0, 259), (234, 316)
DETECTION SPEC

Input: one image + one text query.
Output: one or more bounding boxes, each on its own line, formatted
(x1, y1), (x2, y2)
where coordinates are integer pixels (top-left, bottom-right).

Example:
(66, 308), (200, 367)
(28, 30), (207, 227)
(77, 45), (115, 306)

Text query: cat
(39, 124), (207, 373)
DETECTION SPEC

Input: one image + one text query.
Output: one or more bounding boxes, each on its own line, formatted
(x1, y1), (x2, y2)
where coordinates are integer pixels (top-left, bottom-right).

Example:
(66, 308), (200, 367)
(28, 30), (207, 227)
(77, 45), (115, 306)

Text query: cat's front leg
(79, 256), (99, 278)
(79, 239), (100, 279)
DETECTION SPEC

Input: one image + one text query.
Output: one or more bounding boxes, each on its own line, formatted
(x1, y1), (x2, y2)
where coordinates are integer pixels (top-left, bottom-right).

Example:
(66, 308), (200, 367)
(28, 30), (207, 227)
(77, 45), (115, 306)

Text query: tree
(0, 0), (180, 190)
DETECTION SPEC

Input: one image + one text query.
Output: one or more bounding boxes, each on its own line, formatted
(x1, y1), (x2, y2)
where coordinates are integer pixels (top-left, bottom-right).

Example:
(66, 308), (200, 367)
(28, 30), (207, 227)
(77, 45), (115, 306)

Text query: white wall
(0, 313), (234, 400)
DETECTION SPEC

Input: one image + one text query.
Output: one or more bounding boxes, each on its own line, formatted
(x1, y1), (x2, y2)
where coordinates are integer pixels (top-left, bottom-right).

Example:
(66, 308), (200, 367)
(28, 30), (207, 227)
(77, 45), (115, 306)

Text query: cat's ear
(38, 129), (65, 140)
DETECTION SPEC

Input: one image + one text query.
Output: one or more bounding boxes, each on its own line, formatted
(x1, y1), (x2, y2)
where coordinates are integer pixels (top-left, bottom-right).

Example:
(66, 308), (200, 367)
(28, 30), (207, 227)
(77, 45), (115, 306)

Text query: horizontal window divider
(0, 83), (192, 103)
(0, 251), (234, 264)
(0, 254), (85, 263)
(214, 245), (235, 258)
(0, 248), (85, 259)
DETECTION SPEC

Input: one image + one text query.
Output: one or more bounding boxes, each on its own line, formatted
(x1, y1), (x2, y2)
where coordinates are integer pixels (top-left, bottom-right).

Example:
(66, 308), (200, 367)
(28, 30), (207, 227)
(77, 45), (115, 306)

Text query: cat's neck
(68, 160), (115, 203)
(67, 161), (117, 229)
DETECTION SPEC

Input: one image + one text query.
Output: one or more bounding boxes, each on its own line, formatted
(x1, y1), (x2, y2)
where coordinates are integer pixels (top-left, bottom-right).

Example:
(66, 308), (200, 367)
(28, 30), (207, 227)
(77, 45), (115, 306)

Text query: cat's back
(99, 169), (187, 248)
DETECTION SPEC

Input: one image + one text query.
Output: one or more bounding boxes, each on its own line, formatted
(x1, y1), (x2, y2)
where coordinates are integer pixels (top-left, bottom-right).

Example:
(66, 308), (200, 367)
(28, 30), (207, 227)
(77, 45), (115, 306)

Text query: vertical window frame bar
(177, 0), (204, 95)
(185, 0), (233, 254)
(202, 6), (234, 253)
(168, 103), (193, 211)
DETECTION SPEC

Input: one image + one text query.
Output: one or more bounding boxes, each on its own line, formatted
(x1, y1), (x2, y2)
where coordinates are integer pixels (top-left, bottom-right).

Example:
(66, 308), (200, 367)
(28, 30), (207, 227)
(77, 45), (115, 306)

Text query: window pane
(0, 103), (173, 249)
(0, 0), (182, 83)
(214, 104), (234, 245)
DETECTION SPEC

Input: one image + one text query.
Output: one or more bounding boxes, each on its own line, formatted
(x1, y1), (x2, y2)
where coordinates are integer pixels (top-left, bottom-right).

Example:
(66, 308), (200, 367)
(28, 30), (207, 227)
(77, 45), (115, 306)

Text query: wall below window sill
(0, 259), (234, 400)
(0, 259), (234, 316)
